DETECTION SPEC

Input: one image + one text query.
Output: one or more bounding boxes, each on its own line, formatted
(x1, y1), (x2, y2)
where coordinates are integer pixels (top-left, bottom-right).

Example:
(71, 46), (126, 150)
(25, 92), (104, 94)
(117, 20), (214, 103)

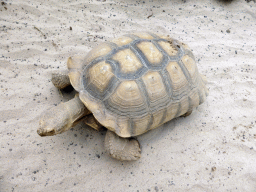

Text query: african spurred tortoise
(37, 32), (208, 161)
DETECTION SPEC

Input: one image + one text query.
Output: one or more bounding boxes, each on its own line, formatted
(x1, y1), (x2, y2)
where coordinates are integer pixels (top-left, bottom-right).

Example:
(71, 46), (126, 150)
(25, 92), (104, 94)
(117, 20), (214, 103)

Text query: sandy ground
(1, 0), (256, 191)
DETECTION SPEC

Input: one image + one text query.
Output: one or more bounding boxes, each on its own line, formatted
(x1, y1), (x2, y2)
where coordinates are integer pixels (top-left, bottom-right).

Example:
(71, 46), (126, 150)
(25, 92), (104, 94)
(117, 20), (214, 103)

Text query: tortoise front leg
(52, 70), (70, 89)
(83, 114), (104, 132)
(37, 96), (90, 136)
(181, 110), (192, 117)
(104, 130), (141, 161)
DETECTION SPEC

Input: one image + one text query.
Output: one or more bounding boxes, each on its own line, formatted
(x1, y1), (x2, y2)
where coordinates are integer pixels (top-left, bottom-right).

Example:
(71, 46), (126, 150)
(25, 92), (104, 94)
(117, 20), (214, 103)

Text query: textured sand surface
(1, 0), (256, 191)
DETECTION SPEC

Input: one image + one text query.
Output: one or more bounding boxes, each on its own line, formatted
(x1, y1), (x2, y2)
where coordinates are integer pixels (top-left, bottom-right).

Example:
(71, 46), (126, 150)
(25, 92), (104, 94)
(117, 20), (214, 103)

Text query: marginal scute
(133, 32), (154, 39)
(176, 96), (189, 117)
(189, 91), (200, 109)
(67, 55), (85, 69)
(150, 108), (165, 129)
(106, 81), (147, 115)
(181, 42), (191, 51)
(85, 43), (112, 65)
(79, 90), (100, 114)
(158, 41), (178, 56)
(182, 55), (197, 82)
(112, 49), (143, 74)
(137, 42), (163, 65)
(69, 71), (82, 91)
(132, 113), (151, 135)
(165, 102), (179, 122)
(79, 90), (117, 133)
(157, 34), (172, 41)
(111, 36), (133, 46)
(142, 71), (169, 108)
(116, 116), (130, 137)
(67, 55), (85, 91)
(88, 61), (114, 94)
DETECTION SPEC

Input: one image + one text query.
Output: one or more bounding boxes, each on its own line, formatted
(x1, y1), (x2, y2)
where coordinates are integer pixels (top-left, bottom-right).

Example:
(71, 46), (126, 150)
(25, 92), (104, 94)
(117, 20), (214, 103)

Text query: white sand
(1, 0), (256, 191)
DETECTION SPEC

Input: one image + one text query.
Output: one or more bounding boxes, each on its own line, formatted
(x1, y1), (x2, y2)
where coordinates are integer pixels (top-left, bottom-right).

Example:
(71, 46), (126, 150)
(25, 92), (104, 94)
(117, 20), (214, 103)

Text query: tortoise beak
(37, 119), (56, 136)
(37, 128), (56, 136)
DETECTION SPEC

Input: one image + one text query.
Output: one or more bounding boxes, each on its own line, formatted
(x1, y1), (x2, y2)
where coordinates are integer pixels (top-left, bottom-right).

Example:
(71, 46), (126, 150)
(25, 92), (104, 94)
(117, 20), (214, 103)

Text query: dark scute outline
(102, 80), (149, 117)
(133, 40), (169, 71)
(81, 34), (199, 120)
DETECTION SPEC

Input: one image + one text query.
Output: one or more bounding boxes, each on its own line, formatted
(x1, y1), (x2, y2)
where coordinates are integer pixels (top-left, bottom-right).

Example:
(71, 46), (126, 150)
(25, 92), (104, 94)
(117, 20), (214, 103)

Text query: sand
(0, 0), (256, 191)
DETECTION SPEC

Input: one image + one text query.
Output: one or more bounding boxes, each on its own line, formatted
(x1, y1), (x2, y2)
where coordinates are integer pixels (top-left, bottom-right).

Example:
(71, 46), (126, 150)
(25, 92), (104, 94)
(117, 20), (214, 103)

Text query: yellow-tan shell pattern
(68, 32), (208, 138)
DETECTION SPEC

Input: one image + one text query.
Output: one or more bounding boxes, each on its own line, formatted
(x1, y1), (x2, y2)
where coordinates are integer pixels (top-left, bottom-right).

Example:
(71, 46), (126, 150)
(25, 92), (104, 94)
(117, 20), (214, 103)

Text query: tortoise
(37, 32), (208, 161)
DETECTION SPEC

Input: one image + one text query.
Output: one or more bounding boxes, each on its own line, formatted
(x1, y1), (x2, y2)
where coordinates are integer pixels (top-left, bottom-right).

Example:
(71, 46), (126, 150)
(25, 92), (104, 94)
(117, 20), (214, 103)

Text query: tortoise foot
(104, 130), (141, 161)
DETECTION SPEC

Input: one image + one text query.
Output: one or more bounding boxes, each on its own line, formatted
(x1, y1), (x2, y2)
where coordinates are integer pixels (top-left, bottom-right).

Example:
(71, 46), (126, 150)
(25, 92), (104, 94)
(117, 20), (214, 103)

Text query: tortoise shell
(68, 32), (208, 138)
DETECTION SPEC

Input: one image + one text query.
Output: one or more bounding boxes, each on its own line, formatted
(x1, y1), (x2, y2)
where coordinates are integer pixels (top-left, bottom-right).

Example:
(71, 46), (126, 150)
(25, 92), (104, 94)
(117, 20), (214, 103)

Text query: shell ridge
(172, 90), (190, 101)
(105, 59), (120, 77)
(106, 41), (119, 49)
(177, 60), (194, 88)
(76, 33), (207, 137)
(130, 118), (136, 136)
(124, 34), (140, 40)
(129, 44), (148, 68)
(174, 102), (182, 118)
(135, 79), (151, 113)
(108, 44), (148, 80)
(83, 44), (128, 73)
(82, 59), (119, 101)
(151, 39), (172, 62)
(154, 39), (182, 62)
(160, 69), (174, 100)
(187, 96), (193, 114)
(110, 60), (147, 80)
(102, 81), (120, 102)
(105, 59), (118, 72)
(101, 77), (120, 100)
(135, 40), (170, 71)
(184, 49), (195, 60)
(147, 32), (160, 39)
(82, 57), (105, 72)
(158, 70), (173, 101)
(144, 113), (154, 132)
(158, 107), (168, 127)
(102, 80), (149, 117)
(180, 48), (199, 88)
(142, 71), (172, 111)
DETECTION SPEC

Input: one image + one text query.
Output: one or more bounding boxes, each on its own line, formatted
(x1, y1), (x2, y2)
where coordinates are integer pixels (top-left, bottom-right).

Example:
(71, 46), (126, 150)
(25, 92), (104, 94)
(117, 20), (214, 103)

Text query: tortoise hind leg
(104, 130), (141, 161)
(52, 70), (70, 89)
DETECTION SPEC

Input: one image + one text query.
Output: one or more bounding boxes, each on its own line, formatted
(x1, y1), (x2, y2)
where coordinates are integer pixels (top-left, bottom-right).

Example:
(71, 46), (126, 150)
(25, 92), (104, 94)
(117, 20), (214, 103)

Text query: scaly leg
(104, 130), (141, 161)
(52, 70), (70, 89)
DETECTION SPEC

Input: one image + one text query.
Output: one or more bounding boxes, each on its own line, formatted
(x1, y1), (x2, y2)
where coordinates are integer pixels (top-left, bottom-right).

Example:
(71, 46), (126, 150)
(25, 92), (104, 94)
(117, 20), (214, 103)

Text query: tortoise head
(37, 105), (72, 137)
